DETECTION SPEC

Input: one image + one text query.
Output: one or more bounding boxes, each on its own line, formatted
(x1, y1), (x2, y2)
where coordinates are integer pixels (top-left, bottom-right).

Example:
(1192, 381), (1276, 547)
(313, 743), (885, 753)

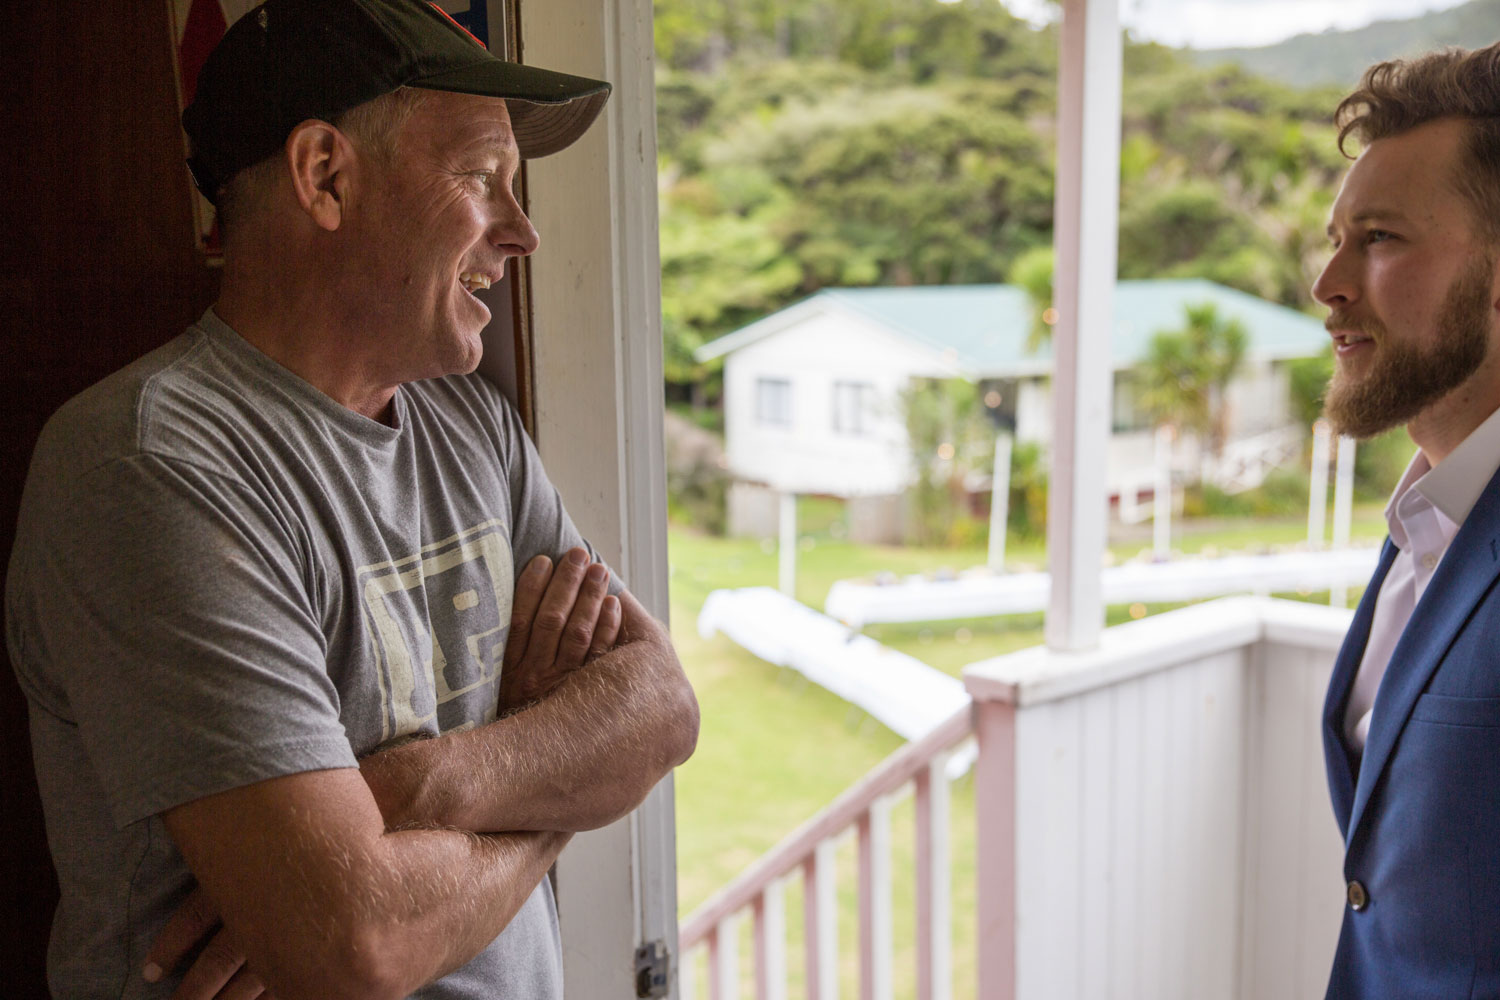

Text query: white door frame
(519, 0), (679, 995)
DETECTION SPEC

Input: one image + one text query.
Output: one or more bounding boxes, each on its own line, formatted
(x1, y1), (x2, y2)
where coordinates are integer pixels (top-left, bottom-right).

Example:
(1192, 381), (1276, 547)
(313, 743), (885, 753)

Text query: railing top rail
(679, 704), (973, 948)
(962, 595), (1353, 707)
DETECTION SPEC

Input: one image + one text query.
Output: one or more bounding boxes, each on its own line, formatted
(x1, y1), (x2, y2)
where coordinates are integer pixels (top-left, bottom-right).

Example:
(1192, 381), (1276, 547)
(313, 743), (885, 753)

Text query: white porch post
(779, 491), (798, 597)
(1045, 0), (1122, 651)
(988, 433), (1012, 572)
(1308, 420), (1331, 549)
(522, 0), (681, 994)
(1331, 436), (1356, 607)
(1153, 424), (1173, 560)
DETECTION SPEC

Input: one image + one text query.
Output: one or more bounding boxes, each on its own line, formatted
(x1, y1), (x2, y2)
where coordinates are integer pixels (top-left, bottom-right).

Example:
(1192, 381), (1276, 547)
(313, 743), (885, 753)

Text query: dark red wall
(1, 6), (221, 991)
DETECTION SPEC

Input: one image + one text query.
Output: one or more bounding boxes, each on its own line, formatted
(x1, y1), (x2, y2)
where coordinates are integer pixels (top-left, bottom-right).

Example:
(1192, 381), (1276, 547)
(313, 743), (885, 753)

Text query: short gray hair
(215, 86), (430, 235)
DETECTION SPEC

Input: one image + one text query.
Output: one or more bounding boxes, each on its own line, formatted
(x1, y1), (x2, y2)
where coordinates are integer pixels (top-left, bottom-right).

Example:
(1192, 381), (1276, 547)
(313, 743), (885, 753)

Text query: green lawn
(668, 501), (1389, 995)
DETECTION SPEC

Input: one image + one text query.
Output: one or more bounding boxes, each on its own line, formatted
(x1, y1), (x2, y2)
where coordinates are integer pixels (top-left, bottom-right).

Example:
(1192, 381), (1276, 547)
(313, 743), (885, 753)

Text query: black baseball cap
(182, 0), (612, 203)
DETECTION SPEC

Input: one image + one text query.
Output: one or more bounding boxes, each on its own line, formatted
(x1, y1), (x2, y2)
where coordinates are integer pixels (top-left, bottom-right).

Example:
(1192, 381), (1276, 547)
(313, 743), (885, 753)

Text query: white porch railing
(679, 706), (973, 1000)
(678, 595), (1351, 1000)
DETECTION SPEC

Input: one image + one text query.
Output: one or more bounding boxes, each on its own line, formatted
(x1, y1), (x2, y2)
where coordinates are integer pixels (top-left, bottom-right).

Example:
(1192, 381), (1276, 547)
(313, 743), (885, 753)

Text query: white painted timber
(1153, 424), (1172, 558)
(859, 797), (895, 1000)
(681, 597), (1356, 1000)
(681, 944), (697, 1000)
(779, 491), (797, 596)
(1308, 421), (1331, 549)
(920, 754), (954, 1000)
(759, 879), (788, 1000)
(1239, 639), (1346, 999)
(1013, 648), (1248, 1000)
(960, 597), (1352, 999)
(825, 548), (1380, 628)
(1331, 436), (1356, 607)
(718, 303), (956, 497)
(697, 588), (972, 751)
(522, 0), (678, 991)
(1045, 0), (1122, 651)
(988, 433), (1013, 571)
(813, 839), (839, 1000)
(715, 913), (740, 1000)
(1078, 681), (1112, 998)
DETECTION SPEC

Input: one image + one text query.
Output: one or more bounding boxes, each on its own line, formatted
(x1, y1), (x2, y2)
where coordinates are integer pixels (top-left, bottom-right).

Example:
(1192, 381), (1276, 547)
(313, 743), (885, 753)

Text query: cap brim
(412, 58), (611, 158)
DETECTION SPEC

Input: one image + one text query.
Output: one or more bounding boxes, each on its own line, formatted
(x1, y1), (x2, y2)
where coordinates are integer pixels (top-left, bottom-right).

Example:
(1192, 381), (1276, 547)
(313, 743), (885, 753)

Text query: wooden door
(1, 6), (222, 991)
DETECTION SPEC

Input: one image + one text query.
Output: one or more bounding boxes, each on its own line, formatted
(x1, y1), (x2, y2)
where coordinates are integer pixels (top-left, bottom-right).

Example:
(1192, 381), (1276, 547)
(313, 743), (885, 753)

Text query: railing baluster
(681, 942), (697, 1000)
(804, 840), (838, 1000)
(858, 798), (894, 1000)
(681, 709), (973, 1000)
(802, 855), (819, 1000)
(916, 754), (953, 1000)
(715, 913), (740, 1000)
(708, 927), (721, 1000)
(755, 878), (787, 1000)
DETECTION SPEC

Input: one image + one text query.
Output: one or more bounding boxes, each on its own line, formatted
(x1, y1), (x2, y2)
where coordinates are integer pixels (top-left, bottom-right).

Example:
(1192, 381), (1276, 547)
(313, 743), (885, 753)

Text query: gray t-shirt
(6, 309), (597, 998)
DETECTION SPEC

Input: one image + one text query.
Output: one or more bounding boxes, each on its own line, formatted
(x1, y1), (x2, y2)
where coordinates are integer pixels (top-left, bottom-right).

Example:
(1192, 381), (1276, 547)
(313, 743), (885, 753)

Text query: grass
(668, 498), (1389, 995)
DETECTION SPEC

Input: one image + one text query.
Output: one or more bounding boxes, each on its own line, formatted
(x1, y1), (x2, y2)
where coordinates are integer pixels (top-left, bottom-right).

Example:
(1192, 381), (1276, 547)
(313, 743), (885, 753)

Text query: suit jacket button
(1347, 880), (1368, 911)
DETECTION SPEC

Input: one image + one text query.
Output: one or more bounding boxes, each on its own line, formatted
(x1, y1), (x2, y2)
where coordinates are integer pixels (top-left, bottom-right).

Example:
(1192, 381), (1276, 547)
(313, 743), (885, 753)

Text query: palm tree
(1138, 301), (1248, 460)
(1007, 246), (1054, 355)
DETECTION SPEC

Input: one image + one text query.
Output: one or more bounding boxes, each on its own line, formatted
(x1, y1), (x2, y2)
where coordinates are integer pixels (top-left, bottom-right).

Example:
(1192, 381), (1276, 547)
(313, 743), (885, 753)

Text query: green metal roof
(699, 279), (1328, 373)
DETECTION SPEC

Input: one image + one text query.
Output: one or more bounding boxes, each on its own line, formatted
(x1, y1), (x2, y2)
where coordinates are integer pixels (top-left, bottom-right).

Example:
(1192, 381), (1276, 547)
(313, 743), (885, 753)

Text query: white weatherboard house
(696, 279), (1329, 541)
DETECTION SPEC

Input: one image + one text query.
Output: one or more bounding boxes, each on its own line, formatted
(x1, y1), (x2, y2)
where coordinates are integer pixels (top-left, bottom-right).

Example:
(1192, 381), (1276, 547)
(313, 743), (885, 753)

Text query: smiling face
(349, 90), (539, 382)
(1313, 117), (1500, 450)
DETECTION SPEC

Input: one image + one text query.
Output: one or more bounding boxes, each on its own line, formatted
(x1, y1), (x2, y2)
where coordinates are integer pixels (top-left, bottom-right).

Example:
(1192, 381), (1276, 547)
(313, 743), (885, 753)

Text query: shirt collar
(1384, 450), (1431, 552)
(1413, 403), (1500, 526)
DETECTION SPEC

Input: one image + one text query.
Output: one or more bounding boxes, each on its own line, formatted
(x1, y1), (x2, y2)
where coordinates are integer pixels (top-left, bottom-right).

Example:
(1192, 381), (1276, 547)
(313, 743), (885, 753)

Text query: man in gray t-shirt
(3, 2), (698, 998)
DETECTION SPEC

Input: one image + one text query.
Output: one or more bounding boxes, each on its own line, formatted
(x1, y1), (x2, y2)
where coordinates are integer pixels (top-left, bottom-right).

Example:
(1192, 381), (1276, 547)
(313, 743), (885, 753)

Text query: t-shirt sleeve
(20, 453), (355, 828)
(496, 396), (624, 595)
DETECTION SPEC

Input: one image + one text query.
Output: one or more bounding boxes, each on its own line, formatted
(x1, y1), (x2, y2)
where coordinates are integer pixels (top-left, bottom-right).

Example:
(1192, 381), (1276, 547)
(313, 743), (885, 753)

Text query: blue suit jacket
(1323, 464), (1500, 998)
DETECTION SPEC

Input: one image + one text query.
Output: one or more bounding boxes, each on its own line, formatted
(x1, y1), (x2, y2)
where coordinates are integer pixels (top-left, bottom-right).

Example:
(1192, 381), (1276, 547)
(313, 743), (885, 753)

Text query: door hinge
(635, 940), (671, 998)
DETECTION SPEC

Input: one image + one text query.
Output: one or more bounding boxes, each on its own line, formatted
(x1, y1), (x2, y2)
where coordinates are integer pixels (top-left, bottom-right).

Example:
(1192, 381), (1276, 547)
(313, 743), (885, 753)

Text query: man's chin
(449, 332), (486, 375)
(1324, 373), (1405, 440)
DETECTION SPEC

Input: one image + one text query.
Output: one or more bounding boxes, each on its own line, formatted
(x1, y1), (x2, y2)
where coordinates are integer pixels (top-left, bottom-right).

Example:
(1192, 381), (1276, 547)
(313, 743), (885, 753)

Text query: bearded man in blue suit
(1317, 42), (1500, 999)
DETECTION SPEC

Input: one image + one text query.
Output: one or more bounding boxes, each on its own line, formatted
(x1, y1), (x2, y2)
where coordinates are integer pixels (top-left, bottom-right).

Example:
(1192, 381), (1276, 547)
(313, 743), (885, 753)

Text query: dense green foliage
(900, 377), (997, 546)
(655, 0), (1355, 386)
(1137, 302), (1248, 454)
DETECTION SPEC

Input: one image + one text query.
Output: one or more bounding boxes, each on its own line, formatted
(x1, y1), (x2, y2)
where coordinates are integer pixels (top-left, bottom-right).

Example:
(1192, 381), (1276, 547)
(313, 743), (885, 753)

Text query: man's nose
(1312, 248), (1355, 307)
(491, 198), (540, 257)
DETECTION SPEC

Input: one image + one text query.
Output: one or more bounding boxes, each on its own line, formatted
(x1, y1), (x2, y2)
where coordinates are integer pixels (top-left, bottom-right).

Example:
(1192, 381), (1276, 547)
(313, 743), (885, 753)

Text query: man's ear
(285, 120), (355, 232)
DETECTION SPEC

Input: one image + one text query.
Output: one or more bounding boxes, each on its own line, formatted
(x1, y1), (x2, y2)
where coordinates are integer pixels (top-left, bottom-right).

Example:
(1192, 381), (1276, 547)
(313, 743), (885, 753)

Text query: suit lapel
(1346, 466), (1500, 845)
(1323, 538), (1395, 836)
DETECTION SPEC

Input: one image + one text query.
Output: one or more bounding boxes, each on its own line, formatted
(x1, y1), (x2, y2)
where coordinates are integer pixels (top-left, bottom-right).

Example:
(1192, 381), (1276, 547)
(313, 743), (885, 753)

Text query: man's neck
(1411, 384), (1500, 468)
(215, 267), (399, 425)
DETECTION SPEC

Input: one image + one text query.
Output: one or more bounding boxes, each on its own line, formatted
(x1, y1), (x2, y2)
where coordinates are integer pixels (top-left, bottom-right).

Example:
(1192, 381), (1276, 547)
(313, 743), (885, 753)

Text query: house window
(1112, 373), (1152, 432)
(756, 377), (793, 427)
(832, 381), (873, 435)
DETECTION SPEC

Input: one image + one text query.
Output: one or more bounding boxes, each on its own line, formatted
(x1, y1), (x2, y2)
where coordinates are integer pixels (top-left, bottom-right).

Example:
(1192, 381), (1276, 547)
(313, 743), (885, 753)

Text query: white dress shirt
(1345, 405), (1500, 750)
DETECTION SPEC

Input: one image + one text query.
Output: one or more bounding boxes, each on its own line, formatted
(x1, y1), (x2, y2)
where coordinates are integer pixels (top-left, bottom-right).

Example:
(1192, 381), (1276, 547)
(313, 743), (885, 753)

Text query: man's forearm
(164, 771), (571, 1000)
(362, 594), (698, 834)
(315, 825), (570, 999)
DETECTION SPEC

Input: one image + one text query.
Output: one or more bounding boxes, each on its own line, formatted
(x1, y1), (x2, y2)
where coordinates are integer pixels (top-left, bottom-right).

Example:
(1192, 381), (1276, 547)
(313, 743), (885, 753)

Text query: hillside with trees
(654, 0), (1360, 393)
(1193, 0), (1500, 89)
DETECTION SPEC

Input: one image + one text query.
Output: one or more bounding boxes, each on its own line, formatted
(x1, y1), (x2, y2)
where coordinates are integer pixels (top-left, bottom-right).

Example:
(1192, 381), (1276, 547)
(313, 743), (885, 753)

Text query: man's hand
(498, 548), (621, 712)
(143, 886), (272, 999)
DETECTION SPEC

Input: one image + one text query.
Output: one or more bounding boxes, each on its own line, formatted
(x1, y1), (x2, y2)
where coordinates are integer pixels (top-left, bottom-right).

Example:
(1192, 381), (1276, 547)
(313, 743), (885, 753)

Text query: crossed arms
(151, 549), (699, 1000)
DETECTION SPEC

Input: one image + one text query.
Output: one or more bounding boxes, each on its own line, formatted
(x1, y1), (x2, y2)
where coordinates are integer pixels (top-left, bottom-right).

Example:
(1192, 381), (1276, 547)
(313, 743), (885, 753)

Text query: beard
(1323, 257), (1494, 439)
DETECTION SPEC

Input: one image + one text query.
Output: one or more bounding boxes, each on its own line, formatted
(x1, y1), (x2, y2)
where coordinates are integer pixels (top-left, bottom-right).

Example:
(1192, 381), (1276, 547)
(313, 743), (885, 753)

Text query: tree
(1008, 245), (1053, 354)
(1286, 346), (1333, 428)
(1138, 302), (1248, 458)
(900, 377), (995, 546)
